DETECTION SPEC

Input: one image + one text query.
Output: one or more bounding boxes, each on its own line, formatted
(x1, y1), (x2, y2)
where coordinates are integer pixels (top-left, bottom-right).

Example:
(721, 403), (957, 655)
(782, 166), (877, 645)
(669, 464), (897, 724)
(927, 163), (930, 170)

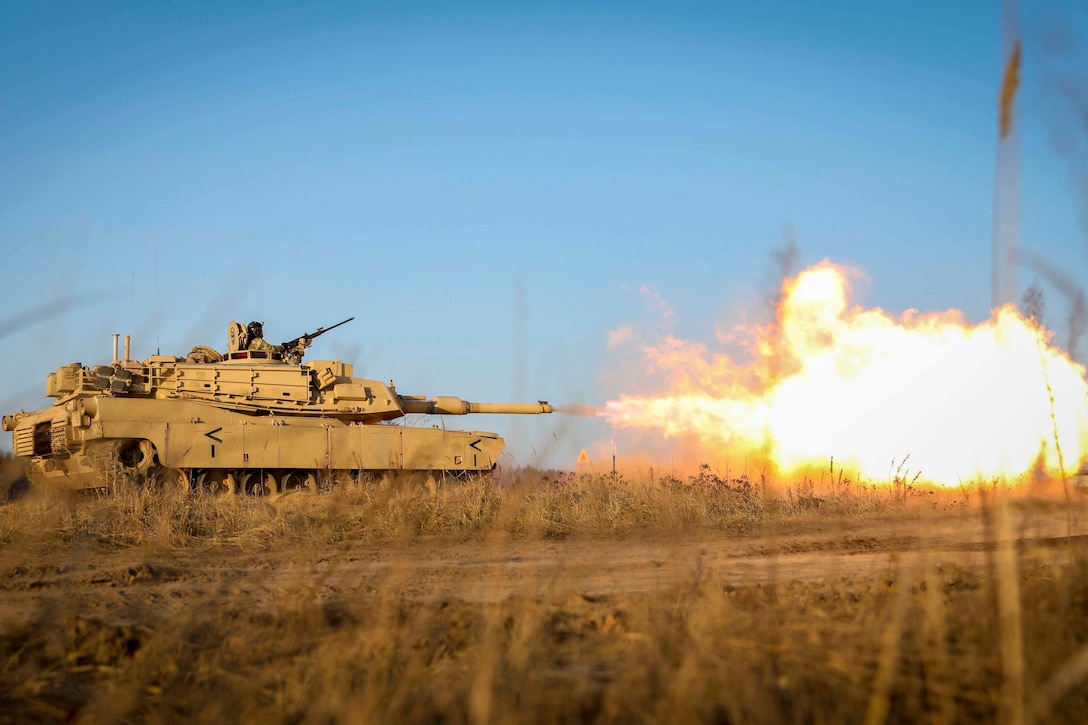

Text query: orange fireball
(603, 262), (1088, 484)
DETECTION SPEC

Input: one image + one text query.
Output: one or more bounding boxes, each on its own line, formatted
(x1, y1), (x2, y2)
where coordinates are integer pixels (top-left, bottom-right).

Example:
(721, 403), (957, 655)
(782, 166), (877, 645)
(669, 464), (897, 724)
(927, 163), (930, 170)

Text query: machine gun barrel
(400, 396), (553, 415)
(280, 316), (355, 354)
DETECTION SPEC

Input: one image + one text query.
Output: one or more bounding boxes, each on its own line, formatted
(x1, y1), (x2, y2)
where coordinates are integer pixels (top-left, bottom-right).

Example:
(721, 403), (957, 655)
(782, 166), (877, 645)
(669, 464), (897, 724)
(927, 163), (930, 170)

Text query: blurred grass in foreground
(1, 459), (1086, 723)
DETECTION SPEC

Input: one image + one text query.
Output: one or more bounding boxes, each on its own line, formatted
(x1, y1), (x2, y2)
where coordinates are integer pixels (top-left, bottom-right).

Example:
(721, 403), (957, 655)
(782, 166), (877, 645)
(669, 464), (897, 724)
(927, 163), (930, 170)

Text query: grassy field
(2, 458), (1088, 723)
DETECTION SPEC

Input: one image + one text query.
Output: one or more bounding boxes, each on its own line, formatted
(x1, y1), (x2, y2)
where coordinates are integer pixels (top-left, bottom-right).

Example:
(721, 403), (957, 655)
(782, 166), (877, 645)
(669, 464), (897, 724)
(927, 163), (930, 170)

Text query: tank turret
(3, 320), (552, 494)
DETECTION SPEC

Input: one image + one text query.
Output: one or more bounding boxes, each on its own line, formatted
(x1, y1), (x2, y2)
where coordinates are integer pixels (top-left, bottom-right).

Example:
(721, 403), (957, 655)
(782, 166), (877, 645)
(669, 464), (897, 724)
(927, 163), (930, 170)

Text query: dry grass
(0, 463), (905, 548)
(2, 456), (1088, 723)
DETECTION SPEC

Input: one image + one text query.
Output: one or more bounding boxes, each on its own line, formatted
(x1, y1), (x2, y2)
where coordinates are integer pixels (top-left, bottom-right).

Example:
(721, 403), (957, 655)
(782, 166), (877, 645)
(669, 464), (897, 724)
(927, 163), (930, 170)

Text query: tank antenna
(129, 272), (135, 340)
(155, 246), (161, 355)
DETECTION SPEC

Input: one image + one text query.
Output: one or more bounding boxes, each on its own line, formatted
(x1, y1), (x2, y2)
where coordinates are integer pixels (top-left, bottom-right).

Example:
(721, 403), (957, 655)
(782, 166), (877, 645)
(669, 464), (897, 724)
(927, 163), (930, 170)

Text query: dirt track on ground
(4, 501), (1083, 618)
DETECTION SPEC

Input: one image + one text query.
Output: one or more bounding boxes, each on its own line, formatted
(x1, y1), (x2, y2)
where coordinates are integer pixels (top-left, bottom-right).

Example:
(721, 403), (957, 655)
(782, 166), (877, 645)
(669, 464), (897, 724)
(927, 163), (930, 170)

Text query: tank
(1, 319), (553, 494)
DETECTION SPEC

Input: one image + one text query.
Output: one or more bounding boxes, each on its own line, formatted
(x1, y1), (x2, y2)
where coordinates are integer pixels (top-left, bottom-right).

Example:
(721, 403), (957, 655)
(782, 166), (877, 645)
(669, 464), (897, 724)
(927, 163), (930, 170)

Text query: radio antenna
(129, 272), (135, 339)
(155, 246), (161, 355)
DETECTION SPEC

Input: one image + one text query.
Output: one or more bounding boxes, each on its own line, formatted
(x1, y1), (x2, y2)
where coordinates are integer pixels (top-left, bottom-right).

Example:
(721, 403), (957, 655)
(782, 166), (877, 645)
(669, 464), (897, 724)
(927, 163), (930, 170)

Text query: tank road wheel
(282, 471), (316, 494)
(147, 466), (191, 493)
(197, 470), (237, 496)
(241, 471), (275, 497)
(118, 440), (149, 471)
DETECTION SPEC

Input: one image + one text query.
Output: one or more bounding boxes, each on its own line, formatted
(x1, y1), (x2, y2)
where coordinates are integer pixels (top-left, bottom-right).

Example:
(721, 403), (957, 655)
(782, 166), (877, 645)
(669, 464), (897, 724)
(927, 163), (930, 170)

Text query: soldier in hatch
(246, 321), (281, 353)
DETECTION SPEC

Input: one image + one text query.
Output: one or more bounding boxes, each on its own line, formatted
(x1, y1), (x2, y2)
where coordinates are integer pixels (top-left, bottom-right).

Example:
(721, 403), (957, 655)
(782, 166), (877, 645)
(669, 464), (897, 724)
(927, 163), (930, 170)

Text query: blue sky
(2, 1), (1086, 467)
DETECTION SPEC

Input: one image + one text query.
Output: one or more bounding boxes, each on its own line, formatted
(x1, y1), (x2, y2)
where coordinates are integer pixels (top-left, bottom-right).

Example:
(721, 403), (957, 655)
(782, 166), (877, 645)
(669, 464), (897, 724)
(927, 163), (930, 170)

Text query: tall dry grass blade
(1024, 640), (1088, 724)
(994, 486), (1025, 725)
(863, 554), (910, 725)
(921, 537), (956, 725)
(467, 612), (498, 725)
(1032, 317), (1073, 538)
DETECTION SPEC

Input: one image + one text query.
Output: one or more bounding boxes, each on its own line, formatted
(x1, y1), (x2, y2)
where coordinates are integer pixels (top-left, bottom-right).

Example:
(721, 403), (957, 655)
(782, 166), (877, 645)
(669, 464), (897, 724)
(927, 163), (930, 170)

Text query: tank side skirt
(96, 420), (501, 472)
(29, 398), (505, 489)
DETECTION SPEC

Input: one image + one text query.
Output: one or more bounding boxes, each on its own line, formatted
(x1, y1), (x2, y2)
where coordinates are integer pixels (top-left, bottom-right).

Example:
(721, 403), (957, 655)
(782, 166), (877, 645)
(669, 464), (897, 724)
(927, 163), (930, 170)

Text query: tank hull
(5, 338), (550, 494)
(15, 398), (504, 492)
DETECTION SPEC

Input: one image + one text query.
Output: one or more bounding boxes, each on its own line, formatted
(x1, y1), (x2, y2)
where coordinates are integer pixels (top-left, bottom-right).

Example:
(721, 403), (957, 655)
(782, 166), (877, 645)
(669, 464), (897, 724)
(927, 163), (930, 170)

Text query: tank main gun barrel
(400, 396), (553, 416)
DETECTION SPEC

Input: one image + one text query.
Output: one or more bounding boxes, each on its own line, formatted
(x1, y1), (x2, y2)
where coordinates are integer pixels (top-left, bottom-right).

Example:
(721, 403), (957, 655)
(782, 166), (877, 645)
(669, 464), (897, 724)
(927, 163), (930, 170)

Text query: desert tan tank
(2, 319), (553, 494)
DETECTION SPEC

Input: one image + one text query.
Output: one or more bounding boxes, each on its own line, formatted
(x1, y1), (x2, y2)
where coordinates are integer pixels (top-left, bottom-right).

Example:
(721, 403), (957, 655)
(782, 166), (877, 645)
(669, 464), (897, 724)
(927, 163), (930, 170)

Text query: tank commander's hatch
(227, 320), (247, 352)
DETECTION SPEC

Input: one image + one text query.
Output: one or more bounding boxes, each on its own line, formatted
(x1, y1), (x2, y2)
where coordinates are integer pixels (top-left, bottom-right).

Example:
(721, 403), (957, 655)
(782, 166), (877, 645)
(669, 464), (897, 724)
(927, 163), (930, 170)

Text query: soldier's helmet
(247, 321), (264, 340)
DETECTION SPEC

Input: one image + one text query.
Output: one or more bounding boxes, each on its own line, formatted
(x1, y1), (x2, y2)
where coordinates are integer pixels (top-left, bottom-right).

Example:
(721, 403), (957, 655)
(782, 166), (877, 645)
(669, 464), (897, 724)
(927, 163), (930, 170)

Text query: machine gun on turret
(280, 317), (355, 362)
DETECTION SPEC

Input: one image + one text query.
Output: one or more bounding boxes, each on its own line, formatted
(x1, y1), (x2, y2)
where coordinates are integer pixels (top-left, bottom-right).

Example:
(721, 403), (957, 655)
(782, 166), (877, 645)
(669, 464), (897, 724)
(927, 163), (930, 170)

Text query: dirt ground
(3, 480), (1088, 723)
(3, 499), (1083, 612)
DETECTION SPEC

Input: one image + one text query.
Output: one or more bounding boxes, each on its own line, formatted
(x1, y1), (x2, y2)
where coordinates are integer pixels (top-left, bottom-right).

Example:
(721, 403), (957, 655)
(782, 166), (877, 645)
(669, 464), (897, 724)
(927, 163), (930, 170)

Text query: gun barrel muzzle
(466, 401), (553, 415)
(400, 397), (553, 415)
